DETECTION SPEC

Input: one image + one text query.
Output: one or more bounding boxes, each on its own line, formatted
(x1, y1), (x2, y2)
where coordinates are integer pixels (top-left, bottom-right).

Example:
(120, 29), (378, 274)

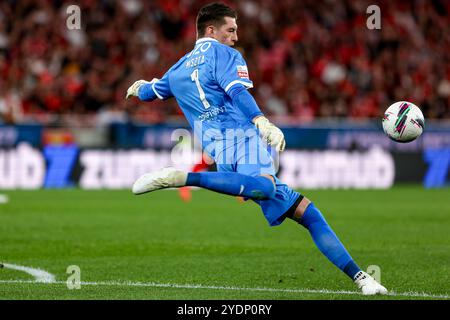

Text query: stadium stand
(0, 0), (449, 125)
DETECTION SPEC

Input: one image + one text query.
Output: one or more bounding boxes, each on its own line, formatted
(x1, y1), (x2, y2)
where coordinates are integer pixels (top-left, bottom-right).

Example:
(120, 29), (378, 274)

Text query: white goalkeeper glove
(253, 116), (286, 152)
(125, 78), (158, 99)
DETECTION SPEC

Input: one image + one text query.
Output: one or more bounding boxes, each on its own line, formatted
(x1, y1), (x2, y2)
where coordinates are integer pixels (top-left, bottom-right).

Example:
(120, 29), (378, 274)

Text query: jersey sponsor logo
(198, 106), (226, 121)
(237, 65), (249, 79)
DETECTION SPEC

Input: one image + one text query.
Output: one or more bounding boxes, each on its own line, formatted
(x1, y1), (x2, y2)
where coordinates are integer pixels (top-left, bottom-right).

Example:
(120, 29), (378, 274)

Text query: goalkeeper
(126, 2), (387, 295)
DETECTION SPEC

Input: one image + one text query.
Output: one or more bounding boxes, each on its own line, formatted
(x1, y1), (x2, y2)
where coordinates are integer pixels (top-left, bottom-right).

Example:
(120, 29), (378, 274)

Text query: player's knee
(289, 197), (313, 223)
(299, 203), (328, 229)
(256, 175), (276, 200)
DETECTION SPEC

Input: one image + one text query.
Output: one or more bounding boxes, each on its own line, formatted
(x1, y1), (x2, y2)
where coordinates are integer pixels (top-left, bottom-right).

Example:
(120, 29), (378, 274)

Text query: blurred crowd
(0, 0), (449, 126)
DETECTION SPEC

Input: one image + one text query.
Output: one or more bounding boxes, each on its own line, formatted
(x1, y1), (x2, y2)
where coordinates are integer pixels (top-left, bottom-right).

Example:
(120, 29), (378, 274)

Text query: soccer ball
(382, 101), (425, 143)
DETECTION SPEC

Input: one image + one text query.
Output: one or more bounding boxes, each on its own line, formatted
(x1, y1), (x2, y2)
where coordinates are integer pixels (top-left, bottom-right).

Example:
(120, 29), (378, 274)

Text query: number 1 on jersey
(190, 69), (210, 109)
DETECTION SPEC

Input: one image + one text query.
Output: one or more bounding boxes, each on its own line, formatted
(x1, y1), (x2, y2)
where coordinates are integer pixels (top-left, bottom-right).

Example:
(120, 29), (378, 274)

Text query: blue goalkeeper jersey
(150, 38), (255, 152)
(143, 38), (302, 227)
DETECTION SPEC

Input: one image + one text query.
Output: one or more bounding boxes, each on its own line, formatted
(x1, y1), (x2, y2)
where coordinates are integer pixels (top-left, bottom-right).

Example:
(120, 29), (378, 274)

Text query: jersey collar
(196, 37), (219, 44)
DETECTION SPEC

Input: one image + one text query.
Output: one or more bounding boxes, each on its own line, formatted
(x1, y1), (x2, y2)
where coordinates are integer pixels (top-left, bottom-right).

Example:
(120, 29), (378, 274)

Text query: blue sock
(300, 203), (362, 280)
(186, 172), (275, 200)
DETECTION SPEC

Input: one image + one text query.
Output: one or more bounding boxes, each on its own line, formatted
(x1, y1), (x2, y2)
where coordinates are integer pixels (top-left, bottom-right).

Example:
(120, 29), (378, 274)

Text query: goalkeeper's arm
(228, 85), (286, 152)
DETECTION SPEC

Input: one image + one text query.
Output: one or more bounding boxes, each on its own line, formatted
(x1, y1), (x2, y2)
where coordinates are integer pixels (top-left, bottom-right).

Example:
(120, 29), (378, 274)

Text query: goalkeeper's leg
(255, 177), (363, 280)
(284, 196), (387, 295)
(287, 197), (362, 279)
(185, 171), (275, 200)
(132, 167), (276, 201)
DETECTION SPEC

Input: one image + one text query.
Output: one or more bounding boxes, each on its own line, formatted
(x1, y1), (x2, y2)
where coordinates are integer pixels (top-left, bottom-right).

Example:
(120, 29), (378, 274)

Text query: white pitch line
(0, 279), (448, 299)
(2, 263), (56, 283)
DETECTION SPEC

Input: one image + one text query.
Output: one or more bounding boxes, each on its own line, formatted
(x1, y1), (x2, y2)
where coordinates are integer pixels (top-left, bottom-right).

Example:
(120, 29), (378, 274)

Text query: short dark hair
(196, 3), (237, 37)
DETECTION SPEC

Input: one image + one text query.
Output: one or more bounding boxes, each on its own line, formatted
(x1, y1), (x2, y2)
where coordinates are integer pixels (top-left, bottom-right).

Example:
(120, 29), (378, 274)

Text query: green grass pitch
(0, 186), (449, 300)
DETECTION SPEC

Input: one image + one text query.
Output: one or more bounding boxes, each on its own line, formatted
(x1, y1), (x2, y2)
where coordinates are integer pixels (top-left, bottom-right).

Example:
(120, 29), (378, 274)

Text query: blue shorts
(212, 132), (301, 226)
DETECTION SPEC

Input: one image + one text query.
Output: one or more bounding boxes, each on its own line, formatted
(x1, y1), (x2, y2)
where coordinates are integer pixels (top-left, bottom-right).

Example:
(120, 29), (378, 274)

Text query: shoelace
(353, 271), (367, 282)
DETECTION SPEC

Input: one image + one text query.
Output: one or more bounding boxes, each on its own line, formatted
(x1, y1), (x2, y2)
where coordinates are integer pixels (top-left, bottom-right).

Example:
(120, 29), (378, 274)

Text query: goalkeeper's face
(213, 17), (238, 47)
